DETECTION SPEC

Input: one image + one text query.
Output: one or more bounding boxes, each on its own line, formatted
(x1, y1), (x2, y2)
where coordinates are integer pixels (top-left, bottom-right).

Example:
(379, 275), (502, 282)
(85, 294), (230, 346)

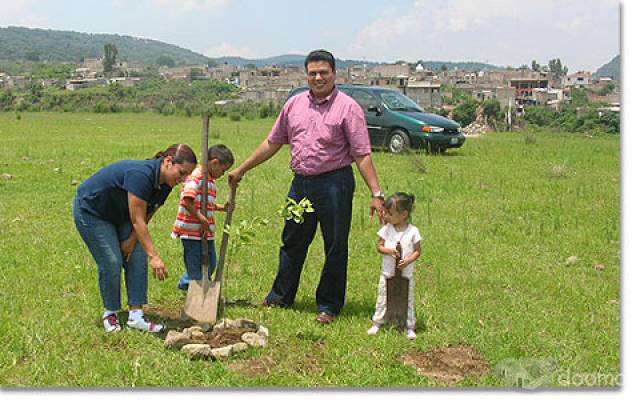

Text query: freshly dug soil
(400, 346), (490, 385)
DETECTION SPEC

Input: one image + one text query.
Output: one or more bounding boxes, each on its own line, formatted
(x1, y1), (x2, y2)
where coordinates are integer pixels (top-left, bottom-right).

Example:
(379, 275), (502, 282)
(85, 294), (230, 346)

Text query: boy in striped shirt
(172, 144), (235, 291)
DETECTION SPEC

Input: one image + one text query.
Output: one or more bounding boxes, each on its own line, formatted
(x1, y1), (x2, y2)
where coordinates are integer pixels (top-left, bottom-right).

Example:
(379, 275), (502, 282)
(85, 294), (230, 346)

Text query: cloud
(205, 42), (257, 58)
(346, 0), (618, 70)
(148, 0), (232, 13)
(0, 0), (49, 27)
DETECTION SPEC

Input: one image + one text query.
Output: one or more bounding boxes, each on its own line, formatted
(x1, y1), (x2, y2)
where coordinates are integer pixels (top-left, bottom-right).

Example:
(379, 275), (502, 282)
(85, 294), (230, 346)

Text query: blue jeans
(177, 238), (217, 289)
(265, 166), (355, 316)
(73, 198), (148, 311)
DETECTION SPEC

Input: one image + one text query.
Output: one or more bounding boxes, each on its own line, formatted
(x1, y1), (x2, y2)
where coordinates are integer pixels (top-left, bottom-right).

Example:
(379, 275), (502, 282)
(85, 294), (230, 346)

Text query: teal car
(289, 84), (465, 153)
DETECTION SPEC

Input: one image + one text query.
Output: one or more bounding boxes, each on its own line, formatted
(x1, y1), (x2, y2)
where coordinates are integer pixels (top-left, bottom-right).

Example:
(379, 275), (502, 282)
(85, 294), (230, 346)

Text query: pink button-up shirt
(267, 88), (371, 176)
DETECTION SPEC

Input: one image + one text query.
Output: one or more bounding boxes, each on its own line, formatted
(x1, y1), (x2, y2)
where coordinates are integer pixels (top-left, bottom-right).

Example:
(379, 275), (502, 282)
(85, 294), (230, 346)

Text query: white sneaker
(127, 317), (164, 333)
(367, 324), (381, 335)
(103, 314), (122, 333)
(407, 329), (417, 340)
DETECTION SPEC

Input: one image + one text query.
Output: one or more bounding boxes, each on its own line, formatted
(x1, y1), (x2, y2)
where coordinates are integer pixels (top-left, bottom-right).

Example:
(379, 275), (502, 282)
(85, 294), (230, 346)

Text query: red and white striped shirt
(171, 167), (217, 240)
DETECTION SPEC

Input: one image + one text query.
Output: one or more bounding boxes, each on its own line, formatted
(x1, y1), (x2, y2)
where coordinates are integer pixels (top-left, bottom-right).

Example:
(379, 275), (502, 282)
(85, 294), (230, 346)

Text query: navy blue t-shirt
(76, 158), (173, 225)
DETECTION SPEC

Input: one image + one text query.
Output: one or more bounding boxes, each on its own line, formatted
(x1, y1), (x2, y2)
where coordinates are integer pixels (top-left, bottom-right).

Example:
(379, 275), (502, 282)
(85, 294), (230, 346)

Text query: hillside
(213, 54), (501, 71)
(594, 54), (620, 80)
(0, 26), (503, 71)
(0, 26), (211, 65)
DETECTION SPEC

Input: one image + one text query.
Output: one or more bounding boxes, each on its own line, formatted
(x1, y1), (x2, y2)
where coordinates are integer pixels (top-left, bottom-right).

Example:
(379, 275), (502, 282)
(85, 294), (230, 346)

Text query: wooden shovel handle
(200, 115), (210, 283)
(213, 185), (236, 283)
(395, 241), (403, 274)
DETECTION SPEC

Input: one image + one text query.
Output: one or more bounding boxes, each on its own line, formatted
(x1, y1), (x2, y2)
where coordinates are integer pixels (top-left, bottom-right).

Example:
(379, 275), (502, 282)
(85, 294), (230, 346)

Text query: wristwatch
(372, 191), (385, 199)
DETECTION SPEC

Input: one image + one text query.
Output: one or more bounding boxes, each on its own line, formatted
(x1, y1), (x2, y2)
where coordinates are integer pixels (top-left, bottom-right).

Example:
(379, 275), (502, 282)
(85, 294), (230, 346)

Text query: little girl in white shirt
(368, 192), (422, 340)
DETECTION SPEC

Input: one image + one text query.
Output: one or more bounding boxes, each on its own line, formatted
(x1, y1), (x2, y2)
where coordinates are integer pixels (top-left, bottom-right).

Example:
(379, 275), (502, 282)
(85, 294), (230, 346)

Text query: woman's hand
(150, 255), (168, 280)
(120, 236), (137, 261)
(398, 258), (410, 268)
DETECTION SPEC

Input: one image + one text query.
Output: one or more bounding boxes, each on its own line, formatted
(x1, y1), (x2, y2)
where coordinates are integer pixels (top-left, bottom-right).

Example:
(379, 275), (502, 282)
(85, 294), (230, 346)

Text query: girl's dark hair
(305, 49), (336, 72)
(152, 144), (197, 164)
(383, 192), (416, 215)
(208, 144), (235, 166)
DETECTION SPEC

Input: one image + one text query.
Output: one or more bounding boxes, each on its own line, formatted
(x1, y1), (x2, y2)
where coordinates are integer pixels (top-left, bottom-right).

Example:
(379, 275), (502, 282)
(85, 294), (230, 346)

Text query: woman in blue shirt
(73, 144), (197, 333)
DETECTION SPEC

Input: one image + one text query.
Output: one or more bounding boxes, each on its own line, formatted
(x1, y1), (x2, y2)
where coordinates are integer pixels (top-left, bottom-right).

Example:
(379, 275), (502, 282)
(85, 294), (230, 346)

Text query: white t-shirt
(377, 223), (422, 278)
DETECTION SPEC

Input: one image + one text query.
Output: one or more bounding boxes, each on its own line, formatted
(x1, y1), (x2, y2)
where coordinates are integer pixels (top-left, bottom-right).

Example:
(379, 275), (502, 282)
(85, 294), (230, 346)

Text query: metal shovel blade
(386, 273), (409, 330)
(183, 279), (221, 322)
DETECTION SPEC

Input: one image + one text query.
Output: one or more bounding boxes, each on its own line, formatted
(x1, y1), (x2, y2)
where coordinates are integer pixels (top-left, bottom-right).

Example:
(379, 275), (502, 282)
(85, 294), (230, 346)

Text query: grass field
(0, 112), (620, 388)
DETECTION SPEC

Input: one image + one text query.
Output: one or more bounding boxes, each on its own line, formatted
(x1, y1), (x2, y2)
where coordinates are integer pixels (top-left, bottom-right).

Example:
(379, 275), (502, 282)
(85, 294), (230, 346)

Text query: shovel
(385, 242), (409, 330)
(183, 115), (236, 322)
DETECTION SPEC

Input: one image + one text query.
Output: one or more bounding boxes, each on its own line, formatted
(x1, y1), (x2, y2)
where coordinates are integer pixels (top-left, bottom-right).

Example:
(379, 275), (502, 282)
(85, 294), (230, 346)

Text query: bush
(523, 106), (555, 127)
(229, 112), (241, 122)
(94, 100), (118, 113)
(452, 100), (477, 127)
(483, 99), (501, 123)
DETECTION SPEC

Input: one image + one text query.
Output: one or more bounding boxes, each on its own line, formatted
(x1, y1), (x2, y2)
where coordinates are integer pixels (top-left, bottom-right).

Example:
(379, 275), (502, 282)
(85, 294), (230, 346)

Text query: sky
(0, 0), (622, 72)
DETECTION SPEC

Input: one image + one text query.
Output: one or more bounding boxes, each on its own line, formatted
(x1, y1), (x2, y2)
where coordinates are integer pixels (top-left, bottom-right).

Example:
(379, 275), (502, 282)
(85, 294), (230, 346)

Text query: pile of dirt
(400, 345), (490, 385)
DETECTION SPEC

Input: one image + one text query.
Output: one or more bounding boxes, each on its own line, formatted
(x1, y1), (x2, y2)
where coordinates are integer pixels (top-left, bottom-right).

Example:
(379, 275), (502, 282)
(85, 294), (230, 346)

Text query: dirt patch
(400, 346), (490, 385)
(228, 356), (277, 377)
(198, 327), (255, 348)
(144, 303), (193, 331)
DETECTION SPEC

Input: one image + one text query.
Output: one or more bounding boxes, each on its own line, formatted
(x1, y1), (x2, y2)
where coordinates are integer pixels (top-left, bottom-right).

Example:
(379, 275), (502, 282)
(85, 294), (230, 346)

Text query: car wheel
(387, 130), (410, 154)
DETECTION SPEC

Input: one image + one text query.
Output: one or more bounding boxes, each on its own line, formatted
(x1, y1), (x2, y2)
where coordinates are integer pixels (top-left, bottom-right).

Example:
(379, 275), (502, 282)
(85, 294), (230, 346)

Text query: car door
(349, 89), (386, 147)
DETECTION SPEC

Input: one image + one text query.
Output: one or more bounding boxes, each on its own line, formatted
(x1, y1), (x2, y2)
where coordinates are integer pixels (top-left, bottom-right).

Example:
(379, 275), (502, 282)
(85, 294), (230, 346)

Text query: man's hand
(228, 169), (243, 189)
(370, 197), (385, 224)
(150, 255), (168, 280)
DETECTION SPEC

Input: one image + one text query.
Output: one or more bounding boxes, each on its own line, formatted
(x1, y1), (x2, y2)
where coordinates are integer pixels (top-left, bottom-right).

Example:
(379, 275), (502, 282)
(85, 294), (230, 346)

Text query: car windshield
(379, 90), (423, 112)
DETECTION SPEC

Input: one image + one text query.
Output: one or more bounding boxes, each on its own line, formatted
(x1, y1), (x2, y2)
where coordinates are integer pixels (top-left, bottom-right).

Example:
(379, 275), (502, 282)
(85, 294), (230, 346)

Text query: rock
(256, 325), (269, 337)
(191, 330), (206, 341)
(594, 264), (606, 271)
(181, 344), (212, 359)
(242, 332), (267, 347)
(196, 322), (213, 332)
(565, 256), (579, 266)
(71, 179), (80, 185)
(232, 342), (249, 353)
(164, 330), (192, 349)
(210, 345), (233, 360)
(183, 325), (204, 338)
(2, 173), (13, 180)
(215, 318), (257, 330)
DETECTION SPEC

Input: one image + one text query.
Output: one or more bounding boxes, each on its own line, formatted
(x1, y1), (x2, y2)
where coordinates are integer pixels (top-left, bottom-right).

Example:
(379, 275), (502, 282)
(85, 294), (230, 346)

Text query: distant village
(0, 56), (620, 116)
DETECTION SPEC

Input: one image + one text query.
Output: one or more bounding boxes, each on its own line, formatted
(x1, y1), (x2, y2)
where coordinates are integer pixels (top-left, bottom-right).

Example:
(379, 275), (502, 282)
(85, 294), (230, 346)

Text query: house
(159, 66), (207, 80)
(405, 81), (442, 108)
(371, 63), (411, 78)
(65, 78), (108, 91)
(108, 77), (142, 88)
(83, 57), (104, 74)
(533, 88), (565, 111)
(563, 71), (592, 88)
(509, 77), (549, 104)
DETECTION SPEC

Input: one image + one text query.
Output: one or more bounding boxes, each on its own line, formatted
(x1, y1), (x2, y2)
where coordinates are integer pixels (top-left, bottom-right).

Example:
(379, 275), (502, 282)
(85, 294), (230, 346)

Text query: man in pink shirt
(228, 50), (384, 324)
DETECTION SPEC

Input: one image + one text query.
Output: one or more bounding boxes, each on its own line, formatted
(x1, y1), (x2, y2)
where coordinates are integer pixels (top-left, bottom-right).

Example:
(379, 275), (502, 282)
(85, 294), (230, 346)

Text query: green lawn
(0, 112), (620, 387)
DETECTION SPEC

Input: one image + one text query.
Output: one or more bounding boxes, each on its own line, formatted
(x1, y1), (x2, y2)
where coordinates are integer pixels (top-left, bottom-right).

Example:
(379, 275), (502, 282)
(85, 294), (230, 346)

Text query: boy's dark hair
(208, 144), (234, 166)
(383, 192), (416, 215)
(152, 143), (197, 164)
(305, 49), (336, 72)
